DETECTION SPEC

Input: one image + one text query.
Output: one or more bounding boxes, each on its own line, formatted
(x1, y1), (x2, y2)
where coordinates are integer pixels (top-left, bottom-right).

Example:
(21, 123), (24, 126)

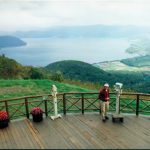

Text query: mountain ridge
(93, 55), (150, 72)
(13, 24), (150, 38)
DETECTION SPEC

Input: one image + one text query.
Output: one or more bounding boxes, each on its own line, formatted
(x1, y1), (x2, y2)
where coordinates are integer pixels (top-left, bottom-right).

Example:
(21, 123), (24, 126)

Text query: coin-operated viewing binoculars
(50, 85), (62, 120)
(112, 82), (124, 123)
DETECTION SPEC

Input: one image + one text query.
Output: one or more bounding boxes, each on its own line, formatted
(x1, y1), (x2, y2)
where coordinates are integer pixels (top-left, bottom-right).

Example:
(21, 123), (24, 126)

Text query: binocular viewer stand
(112, 83), (124, 123)
(112, 113), (124, 122)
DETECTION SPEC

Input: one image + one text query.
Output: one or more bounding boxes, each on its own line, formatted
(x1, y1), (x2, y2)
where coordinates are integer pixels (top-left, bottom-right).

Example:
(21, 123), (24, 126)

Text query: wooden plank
(77, 114), (150, 149)
(10, 120), (25, 149)
(0, 114), (150, 149)
(62, 115), (108, 148)
(77, 114), (130, 148)
(52, 116), (96, 149)
(0, 128), (7, 149)
(130, 116), (150, 131)
(17, 120), (34, 148)
(11, 119), (31, 149)
(1, 127), (14, 149)
(47, 121), (73, 148)
(5, 122), (19, 148)
(25, 119), (45, 149)
(30, 117), (71, 149)
(10, 119), (40, 149)
(1, 128), (6, 149)
(76, 114), (126, 149)
(21, 119), (42, 149)
(122, 116), (150, 148)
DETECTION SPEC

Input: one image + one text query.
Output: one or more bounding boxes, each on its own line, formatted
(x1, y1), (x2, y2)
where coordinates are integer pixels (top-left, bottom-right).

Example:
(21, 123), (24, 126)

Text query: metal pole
(50, 85), (61, 120)
(116, 92), (120, 114)
(54, 97), (58, 116)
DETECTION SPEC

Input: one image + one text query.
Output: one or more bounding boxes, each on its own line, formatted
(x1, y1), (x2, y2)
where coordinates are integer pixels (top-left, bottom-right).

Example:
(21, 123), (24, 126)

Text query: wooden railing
(0, 92), (150, 120)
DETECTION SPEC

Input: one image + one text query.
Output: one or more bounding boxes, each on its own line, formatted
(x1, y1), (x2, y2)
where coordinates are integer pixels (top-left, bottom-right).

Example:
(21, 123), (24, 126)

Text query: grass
(0, 79), (149, 120)
(0, 79), (96, 100)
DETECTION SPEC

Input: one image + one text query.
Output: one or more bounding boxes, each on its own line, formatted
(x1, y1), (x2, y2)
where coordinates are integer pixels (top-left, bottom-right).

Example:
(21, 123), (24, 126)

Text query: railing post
(5, 101), (10, 122)
(44, 99), (48, 117)
(99, 100), (101, 114)
(81, 93), (84, 114)
(63, 93), (66, 115)
(119, 95), (121, 114)
(25, 98), (29, 119)
(136, 94), (140, 116)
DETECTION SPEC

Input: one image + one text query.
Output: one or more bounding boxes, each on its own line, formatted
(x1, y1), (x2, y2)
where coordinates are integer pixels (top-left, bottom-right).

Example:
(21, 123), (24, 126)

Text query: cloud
(0, 0), (150, 32)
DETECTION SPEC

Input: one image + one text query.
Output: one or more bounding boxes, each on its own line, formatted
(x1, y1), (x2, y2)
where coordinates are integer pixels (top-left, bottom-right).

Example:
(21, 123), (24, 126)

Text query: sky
(0, 0), (150, 33)
(0, 0), (150, 66)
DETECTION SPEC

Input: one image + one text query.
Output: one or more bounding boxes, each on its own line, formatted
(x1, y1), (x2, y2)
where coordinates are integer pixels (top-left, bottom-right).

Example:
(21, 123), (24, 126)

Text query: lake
(1, 37), (136, 67)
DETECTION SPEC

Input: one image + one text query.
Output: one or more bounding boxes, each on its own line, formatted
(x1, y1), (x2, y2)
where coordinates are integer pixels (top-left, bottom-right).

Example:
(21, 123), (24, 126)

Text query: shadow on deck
(0, 114), (150, 149)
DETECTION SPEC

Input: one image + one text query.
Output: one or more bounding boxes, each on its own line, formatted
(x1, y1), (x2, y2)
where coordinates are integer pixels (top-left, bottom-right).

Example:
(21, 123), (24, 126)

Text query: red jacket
(98, 88), (110, 101)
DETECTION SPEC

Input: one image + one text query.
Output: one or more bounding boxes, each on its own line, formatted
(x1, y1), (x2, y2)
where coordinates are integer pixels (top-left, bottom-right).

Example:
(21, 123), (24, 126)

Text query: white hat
(104, 83), (109, 87)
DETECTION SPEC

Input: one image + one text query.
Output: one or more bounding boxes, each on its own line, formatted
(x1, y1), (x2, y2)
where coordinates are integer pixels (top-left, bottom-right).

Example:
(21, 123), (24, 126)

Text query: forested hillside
(45, 60), (113, 84)
(0, 55), (23, 78)
(0, 55), (50, 79)
(45, 60), (150, 93)
(0, 56), (149, 93)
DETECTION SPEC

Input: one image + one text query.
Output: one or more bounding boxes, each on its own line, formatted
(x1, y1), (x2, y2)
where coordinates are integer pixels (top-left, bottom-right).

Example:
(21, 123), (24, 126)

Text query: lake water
(1, 37), (136, 67)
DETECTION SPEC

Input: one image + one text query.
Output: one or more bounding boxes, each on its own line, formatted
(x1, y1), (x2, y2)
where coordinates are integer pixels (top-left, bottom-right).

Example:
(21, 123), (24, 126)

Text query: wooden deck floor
(0, 114), (150, 149)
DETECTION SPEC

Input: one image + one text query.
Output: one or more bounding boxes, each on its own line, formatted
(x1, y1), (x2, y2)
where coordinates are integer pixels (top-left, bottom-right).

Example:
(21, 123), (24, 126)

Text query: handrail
(0, 92), (149, 120)
(1, 92), (150, 102)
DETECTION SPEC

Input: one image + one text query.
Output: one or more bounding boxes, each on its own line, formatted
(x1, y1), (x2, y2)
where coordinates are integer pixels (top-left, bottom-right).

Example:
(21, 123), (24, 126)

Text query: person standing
(98, 83), (110, 122)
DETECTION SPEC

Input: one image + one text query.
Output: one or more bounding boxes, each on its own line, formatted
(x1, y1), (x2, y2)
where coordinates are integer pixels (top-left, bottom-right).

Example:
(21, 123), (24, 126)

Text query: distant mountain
(93, 55), (150, 72)
(0, 36), (26, 48)
(121, 55), (150, 67)
(93, 60), (150, 72)
(14, 25), (150, 38)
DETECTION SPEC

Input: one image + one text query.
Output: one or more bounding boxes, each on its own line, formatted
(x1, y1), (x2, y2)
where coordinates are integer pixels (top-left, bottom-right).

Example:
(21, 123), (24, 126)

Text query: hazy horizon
(0, 0), (149, 66)
(1, 0), (150, 33)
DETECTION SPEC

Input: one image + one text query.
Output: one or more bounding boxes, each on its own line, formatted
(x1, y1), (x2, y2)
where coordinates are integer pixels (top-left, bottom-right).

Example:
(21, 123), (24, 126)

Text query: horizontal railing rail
(0, 92), (150, 120)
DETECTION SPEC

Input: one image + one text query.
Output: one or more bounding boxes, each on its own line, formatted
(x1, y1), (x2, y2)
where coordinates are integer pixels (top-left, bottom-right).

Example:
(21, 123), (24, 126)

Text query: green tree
(0, 55), (22, 79)
(29, 67), (44, 79)
(51, 71), (64, 82)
